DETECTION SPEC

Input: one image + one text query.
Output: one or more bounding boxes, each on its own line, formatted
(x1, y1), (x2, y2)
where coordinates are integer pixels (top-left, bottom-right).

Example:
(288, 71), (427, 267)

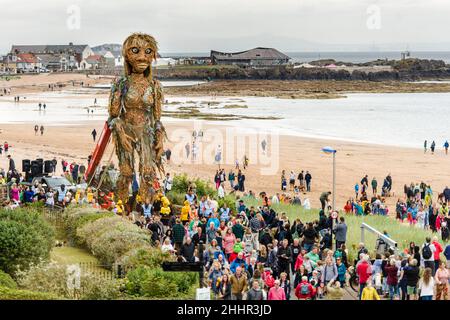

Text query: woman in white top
(218, 183), (225, 199)
(161, 237), (175, 254)
(45, 189), (55, 207)
(418, 267), (435, 300)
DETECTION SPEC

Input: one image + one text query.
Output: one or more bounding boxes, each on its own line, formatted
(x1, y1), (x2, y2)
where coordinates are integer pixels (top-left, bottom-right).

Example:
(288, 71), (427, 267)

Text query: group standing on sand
(424, 140), (449, 155)
(281, 169), (312, 194)
(34, 125), (45, 135)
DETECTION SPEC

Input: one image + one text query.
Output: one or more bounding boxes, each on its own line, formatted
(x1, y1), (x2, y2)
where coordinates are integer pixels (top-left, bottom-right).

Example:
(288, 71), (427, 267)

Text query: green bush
(76, 216), (124, 247)
(124, 266), (197, 299)
(0, 286), (62, 300)
(17, 262), (122, 300)
(89, 228), (152, 266)
(64, 206), (115, 246)
(0, 270), (17, 289)
(77, 216), (152, 267)
(0, 208), (55, 276)
(116, 247), (174, 271)
(171, 174), (215, 198)
(217, 194), (237, 214)
(166, 191), (186, 206)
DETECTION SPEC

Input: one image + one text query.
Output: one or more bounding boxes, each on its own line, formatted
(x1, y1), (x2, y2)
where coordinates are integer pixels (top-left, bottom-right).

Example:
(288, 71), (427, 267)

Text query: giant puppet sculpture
(108, 33), (165, 203)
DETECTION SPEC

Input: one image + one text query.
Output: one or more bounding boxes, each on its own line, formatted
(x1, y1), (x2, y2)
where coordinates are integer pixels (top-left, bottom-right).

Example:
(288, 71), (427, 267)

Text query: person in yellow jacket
(180, 200), (190, 224)
(115, 200), (125, 216)
(160, 195), (171, 216)
(86, 187), (94, 203)
(74, 189), (81, 203)
(361, 282), (380, 300)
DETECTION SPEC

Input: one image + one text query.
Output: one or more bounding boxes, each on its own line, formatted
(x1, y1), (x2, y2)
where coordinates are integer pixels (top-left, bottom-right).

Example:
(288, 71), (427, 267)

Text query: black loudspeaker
(44, 160), (53, 174)
(22, 159), (31, 172)
(36, 159), (44, 175)
(31, 160), (43, 176)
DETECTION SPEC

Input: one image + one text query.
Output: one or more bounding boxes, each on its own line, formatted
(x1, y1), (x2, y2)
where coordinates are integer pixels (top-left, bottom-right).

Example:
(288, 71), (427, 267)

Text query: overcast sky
(1, 0), (450, 54)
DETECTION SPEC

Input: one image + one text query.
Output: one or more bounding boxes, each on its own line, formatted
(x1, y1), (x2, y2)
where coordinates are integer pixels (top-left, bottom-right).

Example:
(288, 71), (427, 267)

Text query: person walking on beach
(34, 125), (39, 135)
(243, 155), (249, 170)
(38, 102), (42, 111)
(237, 170), (245, 192)
(289, 171), (296, 191)
(431, 141), (436, 154)
(320, 191), (331, 211)
(371, 177), (378, 195)
(91, 129), (97, 142)
(185, 142), (190, 159)
(298, 170), (304, 189)
(305, 171), (312, 192)
(43, 103), (46, 110)
(40, 125), (44, 136)
(424, 140), (427, 153)
(165, 149), (172, 163)
(192, 142), (197, 162)
(444, 140), (449, 155)
(7, 155), (15, 172)
(261, 139), (267, 155)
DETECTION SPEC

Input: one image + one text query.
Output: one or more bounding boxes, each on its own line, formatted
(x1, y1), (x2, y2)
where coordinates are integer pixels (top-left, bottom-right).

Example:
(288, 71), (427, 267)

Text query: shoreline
(4, 74), (450, 99)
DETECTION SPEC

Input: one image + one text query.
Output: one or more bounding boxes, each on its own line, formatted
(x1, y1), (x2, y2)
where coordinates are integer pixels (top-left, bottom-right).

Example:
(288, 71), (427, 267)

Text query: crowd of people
(126, 169), (449, 300)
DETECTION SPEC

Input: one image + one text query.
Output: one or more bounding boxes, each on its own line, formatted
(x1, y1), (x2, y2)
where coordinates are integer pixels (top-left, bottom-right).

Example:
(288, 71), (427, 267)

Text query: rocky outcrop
(156, 59), (450, 81)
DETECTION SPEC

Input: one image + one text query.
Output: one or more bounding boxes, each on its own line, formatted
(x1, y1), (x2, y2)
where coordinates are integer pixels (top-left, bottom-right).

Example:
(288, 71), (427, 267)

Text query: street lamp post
(321, 146), (336, 210)
(322, 146), (337, 250)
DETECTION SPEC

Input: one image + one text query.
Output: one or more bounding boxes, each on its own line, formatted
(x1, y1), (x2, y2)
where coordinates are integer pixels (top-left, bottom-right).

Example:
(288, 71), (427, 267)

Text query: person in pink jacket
(223, 228), (236, 259)
(434, 261), (449, 300)
(268, 280), (286, 300)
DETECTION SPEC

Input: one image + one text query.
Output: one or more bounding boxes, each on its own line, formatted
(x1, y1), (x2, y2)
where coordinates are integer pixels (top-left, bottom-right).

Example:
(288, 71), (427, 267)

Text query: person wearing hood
(115, 200), (125, 215)
(180, 200), (190, 223)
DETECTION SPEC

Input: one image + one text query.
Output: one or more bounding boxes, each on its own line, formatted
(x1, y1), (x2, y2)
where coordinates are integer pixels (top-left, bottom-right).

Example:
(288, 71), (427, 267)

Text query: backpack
(422, 244), (432, 260)
(300, 283), (310, 295)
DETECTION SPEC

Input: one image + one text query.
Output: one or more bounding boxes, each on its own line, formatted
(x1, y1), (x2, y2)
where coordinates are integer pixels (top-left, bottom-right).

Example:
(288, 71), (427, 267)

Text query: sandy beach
(0, 119), (449, 210)
(1, 73), (450, 210)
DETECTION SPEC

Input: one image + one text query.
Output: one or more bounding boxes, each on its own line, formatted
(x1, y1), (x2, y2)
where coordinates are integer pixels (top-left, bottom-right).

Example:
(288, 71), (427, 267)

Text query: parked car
(31, 176), (77, 192)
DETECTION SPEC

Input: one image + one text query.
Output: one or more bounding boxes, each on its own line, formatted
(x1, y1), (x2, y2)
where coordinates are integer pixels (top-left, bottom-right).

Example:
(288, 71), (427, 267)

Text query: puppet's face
(126, 43), (154, 73)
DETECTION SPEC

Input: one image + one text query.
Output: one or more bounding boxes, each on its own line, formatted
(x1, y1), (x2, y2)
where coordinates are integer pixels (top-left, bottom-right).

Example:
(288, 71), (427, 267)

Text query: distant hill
(92, 44), (122, 57)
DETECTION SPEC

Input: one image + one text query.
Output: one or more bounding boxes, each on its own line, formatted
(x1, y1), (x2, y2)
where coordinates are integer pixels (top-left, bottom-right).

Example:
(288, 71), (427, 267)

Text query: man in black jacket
(302, 222), (318, 252)
(180, 237), (195, 262)
(277, 239), (292, 279)
(305, 171), (312, 192)
(290, 238), (302, 273)
(7, 155), (15, 172)
(259, 228), (273, 248)
(192, 226), (206, 246)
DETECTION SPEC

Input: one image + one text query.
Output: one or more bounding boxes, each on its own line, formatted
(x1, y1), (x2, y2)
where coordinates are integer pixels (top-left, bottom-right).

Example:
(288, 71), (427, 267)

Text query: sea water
(165, 93), (450, 149)
(1, 89), (449, 149)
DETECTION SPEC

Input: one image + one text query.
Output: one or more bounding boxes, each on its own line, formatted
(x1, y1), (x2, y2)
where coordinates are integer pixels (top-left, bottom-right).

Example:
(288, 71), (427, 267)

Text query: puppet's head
(122, 33), (158, 79)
